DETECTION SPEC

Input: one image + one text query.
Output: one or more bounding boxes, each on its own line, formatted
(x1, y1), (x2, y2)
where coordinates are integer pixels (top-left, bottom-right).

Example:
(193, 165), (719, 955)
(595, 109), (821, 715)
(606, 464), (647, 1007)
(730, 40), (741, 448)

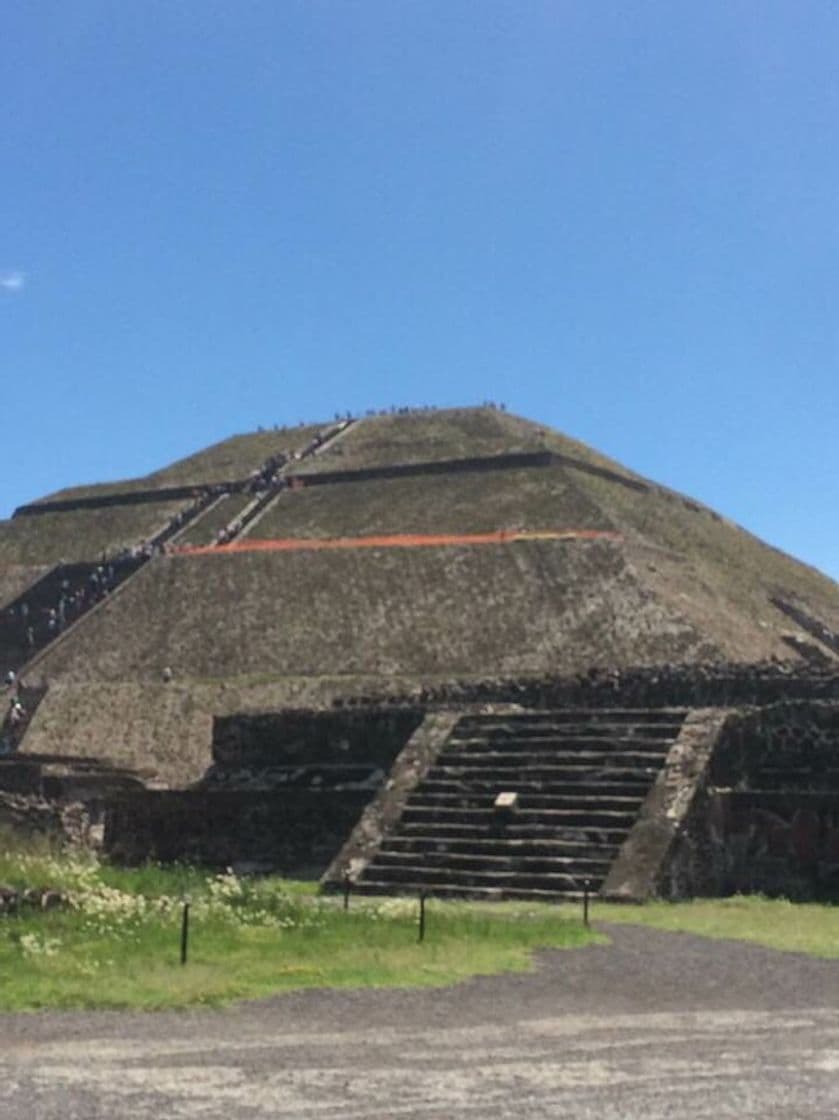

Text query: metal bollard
(343, 872), (351, 912)
(418, 891), (427, 943)
(583, 880), (591, 928)
(180, 901), (190, 966)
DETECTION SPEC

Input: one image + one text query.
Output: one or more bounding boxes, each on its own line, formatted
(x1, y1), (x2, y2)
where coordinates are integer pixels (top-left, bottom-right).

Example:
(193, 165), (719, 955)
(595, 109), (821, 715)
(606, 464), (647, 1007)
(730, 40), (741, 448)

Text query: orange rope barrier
(174, 529), (622, 557)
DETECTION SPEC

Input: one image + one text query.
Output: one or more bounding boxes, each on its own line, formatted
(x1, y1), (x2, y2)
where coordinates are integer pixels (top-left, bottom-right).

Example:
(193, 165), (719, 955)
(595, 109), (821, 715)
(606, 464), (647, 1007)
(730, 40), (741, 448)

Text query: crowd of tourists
(5, 562), (120, 655)
(1, 416), (357, 668)
(358, 402), (508, 418)
(212, 419), (350, 545)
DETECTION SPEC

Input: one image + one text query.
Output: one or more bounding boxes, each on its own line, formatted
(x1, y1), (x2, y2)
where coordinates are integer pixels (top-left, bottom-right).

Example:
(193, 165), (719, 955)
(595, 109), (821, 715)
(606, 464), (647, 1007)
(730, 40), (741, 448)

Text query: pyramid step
(421, 779), (649, 797)
(448, 725), (676, 743)
(360, 863), (601, 893)
(405, 793), (644, 812)
(371, 851), (613, 875)
(350, 880), (591, 902)
(380, 836), (621, 859)
(398, 820), (630, 844)
(400, 806), (637, 828)
(454, 709), (687, 730)
(425, 766), (663, 784)
(438, 747), (668, 764)
(445, 734), (672, 752)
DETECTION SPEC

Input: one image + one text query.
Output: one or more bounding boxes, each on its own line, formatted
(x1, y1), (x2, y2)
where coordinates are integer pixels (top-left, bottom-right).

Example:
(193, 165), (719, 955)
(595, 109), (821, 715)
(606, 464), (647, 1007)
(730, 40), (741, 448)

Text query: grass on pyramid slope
(248, 465), (611, 540)
(144, 423), (328, 489)
(35, 423), (329, 505)
(296, 408), (646, 479)
(0, 498), (192, 566)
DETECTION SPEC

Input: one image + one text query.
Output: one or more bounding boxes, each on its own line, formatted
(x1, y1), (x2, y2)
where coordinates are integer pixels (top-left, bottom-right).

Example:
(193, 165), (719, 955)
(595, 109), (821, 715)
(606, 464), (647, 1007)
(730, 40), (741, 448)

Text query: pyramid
(2, 405), (838, 788)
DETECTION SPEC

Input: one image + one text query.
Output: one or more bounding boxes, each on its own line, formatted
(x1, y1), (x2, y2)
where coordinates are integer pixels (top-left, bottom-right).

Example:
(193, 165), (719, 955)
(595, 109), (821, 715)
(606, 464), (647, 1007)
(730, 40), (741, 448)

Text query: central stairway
(354, 708), (686, 900)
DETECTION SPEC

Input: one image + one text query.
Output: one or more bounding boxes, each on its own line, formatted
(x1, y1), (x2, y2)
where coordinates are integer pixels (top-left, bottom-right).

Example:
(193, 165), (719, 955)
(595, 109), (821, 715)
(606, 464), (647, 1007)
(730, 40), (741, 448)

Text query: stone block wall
(335, 661), (839, 713)
(602, 708), (729, 902)
(663, 701), (839, 900)
(209, 707), (424, 788)
(102, 708), (428, 875)
(708, 701), (839, 789)
(104, 789), (371, 876)
(707, 791), (839, 899)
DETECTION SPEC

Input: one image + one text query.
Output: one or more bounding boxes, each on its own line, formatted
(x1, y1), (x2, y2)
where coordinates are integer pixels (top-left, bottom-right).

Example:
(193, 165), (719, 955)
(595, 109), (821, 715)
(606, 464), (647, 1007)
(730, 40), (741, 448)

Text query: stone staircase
(0, 493), (216, 681)
(1, 561), (139, 678)
(230, 418), (356, 541)
(354, 708), (687, 900)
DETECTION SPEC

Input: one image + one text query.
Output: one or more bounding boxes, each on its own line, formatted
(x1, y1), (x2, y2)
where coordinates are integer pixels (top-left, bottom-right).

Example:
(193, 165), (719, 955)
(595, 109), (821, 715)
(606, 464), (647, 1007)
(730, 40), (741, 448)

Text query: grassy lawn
(595, 896), (839, 959)
(0, 847), (596, 1011)
(4, 839), (839, 1011)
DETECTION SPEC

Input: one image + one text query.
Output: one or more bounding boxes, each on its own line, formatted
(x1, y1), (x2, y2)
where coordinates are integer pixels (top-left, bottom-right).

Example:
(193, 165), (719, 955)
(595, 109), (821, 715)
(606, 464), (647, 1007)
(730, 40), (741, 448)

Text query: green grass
(38, 423), (329, 504)
(0, 850), (596, 1011)
(0, 498), (190, 566)
(250, 466), (608, 541)
(6, 841), (838, 1012)
(596, 896), (839, 958)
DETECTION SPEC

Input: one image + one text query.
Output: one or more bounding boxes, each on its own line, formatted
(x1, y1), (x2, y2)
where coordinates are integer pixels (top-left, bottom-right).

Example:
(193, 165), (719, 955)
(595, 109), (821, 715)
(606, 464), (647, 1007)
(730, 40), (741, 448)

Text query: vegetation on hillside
(249, 465), (609, 540)
(38, 423), (329, 505)
(0, 499), (189, 566)
(296, 408), (646, 479)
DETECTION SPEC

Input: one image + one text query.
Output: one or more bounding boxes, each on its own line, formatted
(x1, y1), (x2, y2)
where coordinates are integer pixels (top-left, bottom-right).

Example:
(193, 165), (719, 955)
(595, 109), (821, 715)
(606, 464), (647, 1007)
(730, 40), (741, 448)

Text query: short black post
(180, 901), (190, 966)
(343, 872), (351, 912)
(583, 880), (591, 928)
(418, 891), (427, 943)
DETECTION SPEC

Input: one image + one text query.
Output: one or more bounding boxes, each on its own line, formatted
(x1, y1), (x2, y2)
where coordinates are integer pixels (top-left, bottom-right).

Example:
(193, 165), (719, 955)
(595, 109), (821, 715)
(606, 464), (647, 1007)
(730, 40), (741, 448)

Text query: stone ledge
(600, 708), (730, 901)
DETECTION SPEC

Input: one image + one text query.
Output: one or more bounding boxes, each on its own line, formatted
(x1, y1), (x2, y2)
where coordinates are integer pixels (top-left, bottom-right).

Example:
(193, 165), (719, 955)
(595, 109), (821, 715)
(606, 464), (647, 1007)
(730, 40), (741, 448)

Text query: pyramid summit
(2, 406), (839, 901)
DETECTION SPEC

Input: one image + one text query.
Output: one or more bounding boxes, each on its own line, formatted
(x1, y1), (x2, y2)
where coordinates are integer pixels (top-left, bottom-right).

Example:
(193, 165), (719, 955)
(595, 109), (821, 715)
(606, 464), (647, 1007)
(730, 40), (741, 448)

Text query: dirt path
(2, 925), (838, 1119)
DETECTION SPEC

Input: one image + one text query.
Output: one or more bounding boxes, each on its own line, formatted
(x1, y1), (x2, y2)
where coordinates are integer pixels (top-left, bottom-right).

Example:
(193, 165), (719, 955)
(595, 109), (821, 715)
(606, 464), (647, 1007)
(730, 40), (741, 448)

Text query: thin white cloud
(0, 271), (25, 292)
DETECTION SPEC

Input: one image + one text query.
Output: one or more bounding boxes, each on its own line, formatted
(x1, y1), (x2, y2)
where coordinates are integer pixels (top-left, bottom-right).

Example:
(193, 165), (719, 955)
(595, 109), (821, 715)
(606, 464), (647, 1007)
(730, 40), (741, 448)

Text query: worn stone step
(421, 777), (649, 798)
(448, 728), (681, 746)
(371, 851), (613, 875)
(405, 792), (644, 812)
(428, 761), (661, 784)
(398, 819), (629, 843)
(445, 730), (672, 748)
(381, 835), (621, 859)
(350, 880), (592, 902)
(454, 709), (687, 729)
(436, 748), (668, 764)
(400, 805), (637, 828)
(360, 863), (601, 892)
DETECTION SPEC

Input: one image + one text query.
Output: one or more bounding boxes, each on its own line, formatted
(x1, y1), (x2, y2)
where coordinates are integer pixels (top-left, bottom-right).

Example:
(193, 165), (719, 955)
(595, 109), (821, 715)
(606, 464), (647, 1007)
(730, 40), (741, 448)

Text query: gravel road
(1, 924), (838, 1119)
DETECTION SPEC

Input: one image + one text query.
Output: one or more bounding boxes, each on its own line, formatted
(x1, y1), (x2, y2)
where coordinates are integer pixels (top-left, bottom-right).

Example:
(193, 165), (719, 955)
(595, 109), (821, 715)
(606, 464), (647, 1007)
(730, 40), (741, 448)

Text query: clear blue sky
(2, 2), (837, 580)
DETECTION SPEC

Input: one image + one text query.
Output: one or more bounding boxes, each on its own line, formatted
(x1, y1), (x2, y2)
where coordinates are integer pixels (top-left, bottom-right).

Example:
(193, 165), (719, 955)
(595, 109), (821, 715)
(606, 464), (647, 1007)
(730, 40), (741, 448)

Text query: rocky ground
(1, 924), (838, 1118)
